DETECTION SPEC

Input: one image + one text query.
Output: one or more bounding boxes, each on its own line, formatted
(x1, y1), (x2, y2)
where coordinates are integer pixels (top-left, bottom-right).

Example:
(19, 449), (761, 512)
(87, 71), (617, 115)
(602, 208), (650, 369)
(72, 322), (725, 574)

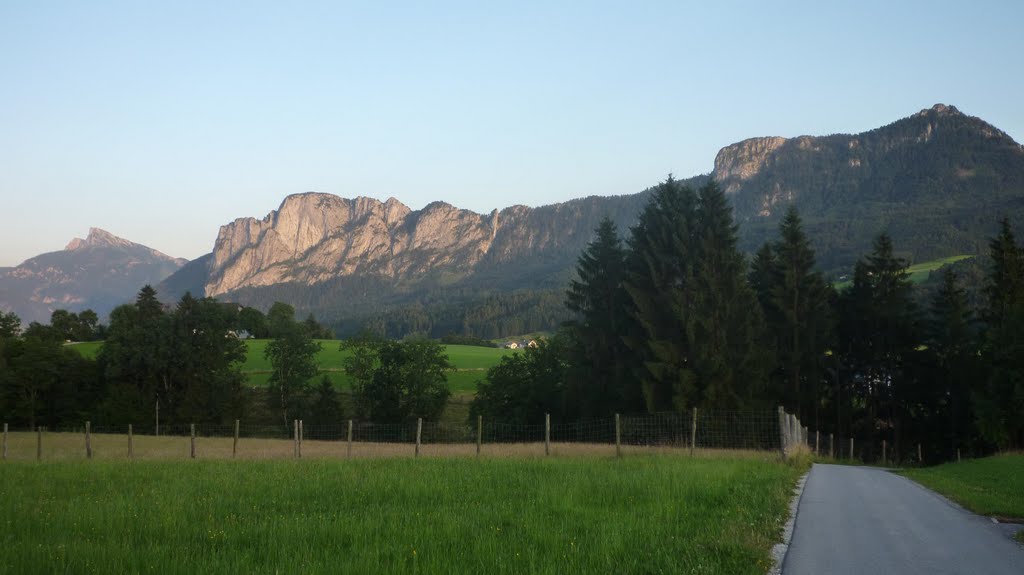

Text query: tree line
(0, 291), (334, 429)
(470, 177), (1024, 460)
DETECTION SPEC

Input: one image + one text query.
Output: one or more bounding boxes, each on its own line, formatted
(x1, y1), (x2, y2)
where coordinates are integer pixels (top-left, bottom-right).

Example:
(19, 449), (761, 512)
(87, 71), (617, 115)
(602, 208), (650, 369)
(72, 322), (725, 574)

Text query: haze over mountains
(3, 104), (1023, 335)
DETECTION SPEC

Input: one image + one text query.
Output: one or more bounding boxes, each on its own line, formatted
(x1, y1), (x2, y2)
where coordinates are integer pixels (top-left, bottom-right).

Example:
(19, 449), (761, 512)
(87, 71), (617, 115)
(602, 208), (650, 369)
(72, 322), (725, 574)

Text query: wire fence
(778, 411), (956, 466)
(1, 409), (800, 462)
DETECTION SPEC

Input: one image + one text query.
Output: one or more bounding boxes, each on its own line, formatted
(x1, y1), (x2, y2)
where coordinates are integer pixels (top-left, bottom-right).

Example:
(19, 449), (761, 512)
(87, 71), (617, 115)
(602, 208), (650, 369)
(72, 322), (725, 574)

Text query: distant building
(503, 339), (538, 350)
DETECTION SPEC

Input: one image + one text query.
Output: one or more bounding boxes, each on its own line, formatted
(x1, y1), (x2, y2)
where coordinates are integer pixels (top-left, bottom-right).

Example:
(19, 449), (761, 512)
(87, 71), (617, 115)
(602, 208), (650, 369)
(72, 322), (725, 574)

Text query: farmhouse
(502, 339), (538, 350)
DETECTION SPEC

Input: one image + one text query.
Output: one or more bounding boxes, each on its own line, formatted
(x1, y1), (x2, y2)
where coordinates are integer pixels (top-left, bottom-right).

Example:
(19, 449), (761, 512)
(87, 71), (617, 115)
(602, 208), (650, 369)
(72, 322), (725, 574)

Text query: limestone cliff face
(205, 194), (500, 296)
(713, 136), (788, 194)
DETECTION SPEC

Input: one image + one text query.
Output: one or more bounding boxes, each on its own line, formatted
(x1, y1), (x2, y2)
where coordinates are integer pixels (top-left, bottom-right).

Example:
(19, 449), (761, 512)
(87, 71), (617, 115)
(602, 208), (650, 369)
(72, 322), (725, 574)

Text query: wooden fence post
(190, 424), (196, 459)
(882, 439), (887, 465)
(691, 408), (698, 456)
(298, 420), (303, 458)
(128, 424), (134, 459)
(476, 415), (482, 457)
(2, 423), (7, 460)
(815, 430), (820, 456)
(232, 420), (239, 458)
(849, 437), (854, 460)
(346, 420), (353, 458)
(957, 448), (961, 463)
(415, 418), (422, 458)
(293, 420), (299, 458)
(37, 426), (42, 461)
(918, 443), (922, 465)
(777, 406), (787, 457)
(829, 434), (834, 459)
(155, 400), (159, 437)
(544, 413), (550, 456)
(615, 414), (622, 458)
(85, 421), (92, 459)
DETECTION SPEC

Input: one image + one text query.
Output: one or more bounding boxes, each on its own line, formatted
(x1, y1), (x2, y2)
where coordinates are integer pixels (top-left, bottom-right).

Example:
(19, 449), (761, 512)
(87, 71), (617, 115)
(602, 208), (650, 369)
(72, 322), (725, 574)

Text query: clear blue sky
(2, 0), (1021, 266)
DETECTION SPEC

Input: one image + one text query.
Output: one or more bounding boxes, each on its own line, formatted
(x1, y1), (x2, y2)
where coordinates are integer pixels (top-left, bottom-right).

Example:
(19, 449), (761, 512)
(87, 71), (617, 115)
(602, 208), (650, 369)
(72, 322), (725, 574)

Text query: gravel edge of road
(768, 467), (811, 575)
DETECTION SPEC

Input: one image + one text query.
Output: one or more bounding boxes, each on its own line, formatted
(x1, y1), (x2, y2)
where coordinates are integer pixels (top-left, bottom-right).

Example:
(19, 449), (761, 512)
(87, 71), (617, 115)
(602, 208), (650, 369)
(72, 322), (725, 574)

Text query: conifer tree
(688, 180), (767, 409)
(564, 217), (636, 416)
(976, 218), (1024, 449)
(622, 176), (698, 411)
(923, 268), (978, 455)
(837, 234), (918, 457)
(767, 206), (832, 423)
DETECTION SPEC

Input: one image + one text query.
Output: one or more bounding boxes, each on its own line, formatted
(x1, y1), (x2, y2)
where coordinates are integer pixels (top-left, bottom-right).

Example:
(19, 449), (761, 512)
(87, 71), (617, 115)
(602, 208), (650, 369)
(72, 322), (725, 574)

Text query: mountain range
(4, 104), (1022, 336)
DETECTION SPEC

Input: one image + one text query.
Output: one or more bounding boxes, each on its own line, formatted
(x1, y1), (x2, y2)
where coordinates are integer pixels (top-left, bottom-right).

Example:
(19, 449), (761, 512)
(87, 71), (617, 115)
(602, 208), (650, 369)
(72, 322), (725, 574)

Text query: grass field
(833, 254), (973, 290)
(901, 454), (1024, 523)
(68, 341), (508, 393)
(0, 454), (803, 574)
(904, 255), (974, 283)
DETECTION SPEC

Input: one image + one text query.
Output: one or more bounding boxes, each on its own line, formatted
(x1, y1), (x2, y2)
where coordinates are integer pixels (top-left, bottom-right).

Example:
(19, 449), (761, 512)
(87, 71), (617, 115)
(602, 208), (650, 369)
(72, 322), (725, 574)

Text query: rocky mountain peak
(204, 192), (500, 296)
(918, 103), (961, 117)
(65, 227), (135, 251)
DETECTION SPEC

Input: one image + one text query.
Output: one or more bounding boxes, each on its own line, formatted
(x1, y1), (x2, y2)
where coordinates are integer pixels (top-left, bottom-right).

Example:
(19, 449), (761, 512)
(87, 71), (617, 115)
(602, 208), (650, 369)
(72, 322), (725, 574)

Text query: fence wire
(2, 409), (792, 462)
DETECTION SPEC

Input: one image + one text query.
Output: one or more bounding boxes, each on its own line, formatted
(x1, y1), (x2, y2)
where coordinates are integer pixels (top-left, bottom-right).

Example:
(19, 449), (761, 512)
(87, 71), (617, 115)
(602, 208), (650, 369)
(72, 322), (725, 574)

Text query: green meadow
(902, 454), (1024, 520)
(68, 341), (509, 393)
(833, 254), (973, 290)
(904, 255), (974, 283)
(0, 455), (803, 574)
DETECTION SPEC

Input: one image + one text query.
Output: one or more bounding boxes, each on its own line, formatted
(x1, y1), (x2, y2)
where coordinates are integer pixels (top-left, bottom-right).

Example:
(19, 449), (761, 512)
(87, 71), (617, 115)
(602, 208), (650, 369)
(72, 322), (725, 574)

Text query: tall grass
(0, 455), (800, 574)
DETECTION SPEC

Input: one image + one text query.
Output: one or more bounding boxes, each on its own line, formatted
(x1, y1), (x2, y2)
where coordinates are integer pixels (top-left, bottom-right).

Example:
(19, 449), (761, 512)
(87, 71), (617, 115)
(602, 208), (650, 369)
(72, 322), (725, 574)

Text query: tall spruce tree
(564, 217), (637, 416)
(763, 206), (832, 423)
(623, 178), (767, 412)
(982, 218), (1024, 323)
(688, 180), (767, 409)
(837, 234), (918, 458)
(622, 176), (698, 411)
(922, 268), (978, 456)
(976, 218), (1024, 449)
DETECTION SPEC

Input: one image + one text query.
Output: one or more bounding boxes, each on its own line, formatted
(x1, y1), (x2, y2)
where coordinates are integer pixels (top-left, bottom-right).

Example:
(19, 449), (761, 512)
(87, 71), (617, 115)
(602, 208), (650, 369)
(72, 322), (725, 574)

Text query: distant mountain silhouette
(0, 228), (186, 325)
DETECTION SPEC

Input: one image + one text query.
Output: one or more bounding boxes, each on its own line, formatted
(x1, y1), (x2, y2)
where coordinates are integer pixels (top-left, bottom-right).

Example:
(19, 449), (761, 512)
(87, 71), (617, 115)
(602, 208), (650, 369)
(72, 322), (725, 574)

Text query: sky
(1, 1), (1022, 266)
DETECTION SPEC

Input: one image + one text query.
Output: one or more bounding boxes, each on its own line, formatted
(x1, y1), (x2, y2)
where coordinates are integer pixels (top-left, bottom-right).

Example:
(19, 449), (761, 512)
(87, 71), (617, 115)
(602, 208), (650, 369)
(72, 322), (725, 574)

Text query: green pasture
(67, 341), (509, 393)
(833, 254), (973, 290)
(0, 455), (803, 574)
(904, 255), (974, 283)
(901, 454), (1024, 523)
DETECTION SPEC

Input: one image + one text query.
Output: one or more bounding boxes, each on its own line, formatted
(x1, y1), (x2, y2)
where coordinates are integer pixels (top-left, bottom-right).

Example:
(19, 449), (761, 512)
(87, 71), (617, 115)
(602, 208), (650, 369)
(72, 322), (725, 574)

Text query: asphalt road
(782, 464), (1024, 575)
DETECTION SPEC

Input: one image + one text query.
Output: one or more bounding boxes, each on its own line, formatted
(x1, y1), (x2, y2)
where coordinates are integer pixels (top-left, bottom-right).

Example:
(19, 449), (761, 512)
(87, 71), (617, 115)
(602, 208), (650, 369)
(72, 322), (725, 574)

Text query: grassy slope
(0, 455), (803, 574)
(901, 454), (1024, 520)
(904, 255), (974, 283)
(833, 254), (973, 290)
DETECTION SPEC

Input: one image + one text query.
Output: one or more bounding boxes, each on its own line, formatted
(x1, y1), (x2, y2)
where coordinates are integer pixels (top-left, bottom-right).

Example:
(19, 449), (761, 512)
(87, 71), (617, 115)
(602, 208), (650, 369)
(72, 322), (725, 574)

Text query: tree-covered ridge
(726, 105), (1024, 273)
